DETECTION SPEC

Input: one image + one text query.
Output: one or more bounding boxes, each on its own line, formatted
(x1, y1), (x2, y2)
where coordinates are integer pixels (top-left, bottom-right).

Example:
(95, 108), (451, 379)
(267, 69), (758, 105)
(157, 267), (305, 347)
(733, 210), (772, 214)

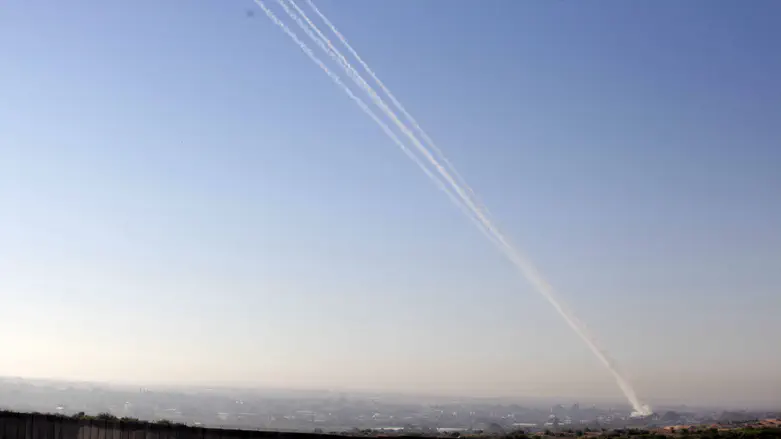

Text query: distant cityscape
(2, 377), (779, 435)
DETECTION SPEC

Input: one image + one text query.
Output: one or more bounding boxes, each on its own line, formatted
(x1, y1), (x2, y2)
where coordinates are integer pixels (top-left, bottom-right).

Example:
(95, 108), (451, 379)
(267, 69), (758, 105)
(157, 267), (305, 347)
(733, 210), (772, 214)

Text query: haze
(2, 0), (780, 410)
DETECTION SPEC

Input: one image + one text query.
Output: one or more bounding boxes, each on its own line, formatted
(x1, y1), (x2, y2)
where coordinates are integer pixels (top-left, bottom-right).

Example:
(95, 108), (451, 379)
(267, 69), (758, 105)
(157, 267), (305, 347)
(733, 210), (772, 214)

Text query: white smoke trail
(274, 0), (454, 191)
(301, 0), (488, 217)
(276, 0), (500, 251)
(271, 0), (504, 252)
(257, 0), (650, 415)
(252, 0), (501, 251)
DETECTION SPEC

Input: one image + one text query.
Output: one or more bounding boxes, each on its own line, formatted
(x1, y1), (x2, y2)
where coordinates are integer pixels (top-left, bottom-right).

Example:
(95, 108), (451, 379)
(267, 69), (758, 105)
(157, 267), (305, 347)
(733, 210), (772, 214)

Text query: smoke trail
(276, 0), (496, 246)
(271, 0), (649, 416)
(277, 0), (471, 210)
(272, 0), (509, 253)
(252, 0), (500, 250)
(301, 0), (488, 217)
(257, 0), (650, 415)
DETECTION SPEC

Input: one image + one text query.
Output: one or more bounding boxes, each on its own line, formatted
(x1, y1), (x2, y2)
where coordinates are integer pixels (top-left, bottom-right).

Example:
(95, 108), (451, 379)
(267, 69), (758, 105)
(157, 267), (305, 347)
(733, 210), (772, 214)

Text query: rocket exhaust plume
(302, 0), (485, 214)
(255, 0), (652, 416)
(252, 0), (485, 234)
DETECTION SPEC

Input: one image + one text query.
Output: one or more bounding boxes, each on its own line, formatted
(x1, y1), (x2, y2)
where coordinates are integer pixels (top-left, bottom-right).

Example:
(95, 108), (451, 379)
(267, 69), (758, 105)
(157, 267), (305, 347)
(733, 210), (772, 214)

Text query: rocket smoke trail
(276, 0), (503, 250)
(302, 0), (486, 215)
(256, 0), (651, 416)
(252, 0), (489, 242)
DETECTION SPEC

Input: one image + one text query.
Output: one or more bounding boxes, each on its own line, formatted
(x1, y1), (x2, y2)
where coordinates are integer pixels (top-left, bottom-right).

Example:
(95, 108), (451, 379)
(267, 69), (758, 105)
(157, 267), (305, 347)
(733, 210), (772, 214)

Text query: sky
(1, 0), (780, 409)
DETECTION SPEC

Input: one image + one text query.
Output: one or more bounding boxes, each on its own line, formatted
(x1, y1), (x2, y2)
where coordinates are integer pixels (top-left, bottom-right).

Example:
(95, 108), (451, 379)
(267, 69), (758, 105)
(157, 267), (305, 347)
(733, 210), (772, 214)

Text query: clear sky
(2, 0), (780, 408)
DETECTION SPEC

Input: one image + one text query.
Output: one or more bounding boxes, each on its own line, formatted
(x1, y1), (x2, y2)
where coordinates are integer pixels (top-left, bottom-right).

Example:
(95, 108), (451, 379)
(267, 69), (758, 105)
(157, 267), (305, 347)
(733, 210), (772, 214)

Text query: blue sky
(2, 0), (780, 407)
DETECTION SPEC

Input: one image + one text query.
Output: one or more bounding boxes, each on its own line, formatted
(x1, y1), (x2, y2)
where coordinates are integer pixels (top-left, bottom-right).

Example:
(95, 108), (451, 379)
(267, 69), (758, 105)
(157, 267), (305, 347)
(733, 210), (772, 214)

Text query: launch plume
(255, 0), (651, 416)
(302, 0), (486, 215)
(252, 0), (487, 238)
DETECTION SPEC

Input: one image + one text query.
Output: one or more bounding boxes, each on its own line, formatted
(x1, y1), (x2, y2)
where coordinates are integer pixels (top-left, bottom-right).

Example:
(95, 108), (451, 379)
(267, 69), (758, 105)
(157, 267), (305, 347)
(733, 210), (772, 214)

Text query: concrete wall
(0, 413), (334, 439)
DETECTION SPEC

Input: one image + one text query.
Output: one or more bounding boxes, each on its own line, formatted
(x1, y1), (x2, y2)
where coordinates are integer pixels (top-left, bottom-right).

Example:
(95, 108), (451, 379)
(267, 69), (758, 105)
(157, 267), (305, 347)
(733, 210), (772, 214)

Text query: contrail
(257, 0), (650, 416)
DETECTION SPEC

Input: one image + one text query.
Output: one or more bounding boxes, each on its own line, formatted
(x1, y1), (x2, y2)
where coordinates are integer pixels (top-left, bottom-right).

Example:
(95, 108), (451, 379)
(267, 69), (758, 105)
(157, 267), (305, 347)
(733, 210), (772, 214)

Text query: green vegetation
(0, 409), (186, 429)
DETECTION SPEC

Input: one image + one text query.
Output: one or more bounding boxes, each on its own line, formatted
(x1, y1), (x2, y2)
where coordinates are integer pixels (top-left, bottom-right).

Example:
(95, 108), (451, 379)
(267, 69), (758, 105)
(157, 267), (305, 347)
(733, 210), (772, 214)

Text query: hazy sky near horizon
(2, 0), (780, 408)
